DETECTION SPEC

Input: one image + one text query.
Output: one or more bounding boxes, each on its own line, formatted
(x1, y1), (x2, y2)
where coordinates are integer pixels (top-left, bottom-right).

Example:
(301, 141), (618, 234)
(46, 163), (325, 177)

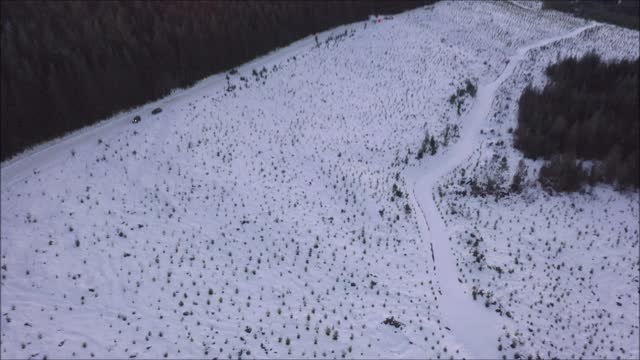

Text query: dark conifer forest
(543, 0), (639, 30)
(514, 53), (640, 191)
(0, 1), (430, 160)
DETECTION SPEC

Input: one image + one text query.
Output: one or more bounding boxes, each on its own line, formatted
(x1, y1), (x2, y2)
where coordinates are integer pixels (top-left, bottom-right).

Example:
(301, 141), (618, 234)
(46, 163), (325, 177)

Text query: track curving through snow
(408, 22), (599, 359)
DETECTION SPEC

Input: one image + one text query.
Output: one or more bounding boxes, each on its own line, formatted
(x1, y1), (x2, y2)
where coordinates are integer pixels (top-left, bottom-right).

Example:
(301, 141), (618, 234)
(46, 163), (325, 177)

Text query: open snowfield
(1, 1), (637, 359)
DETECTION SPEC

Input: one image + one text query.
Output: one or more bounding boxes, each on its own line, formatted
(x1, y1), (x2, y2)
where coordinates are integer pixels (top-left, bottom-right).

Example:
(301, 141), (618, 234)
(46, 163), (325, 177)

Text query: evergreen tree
(429, 136), (438, 155)
(515, 53), (639, 191)
(510, 159), (528, 193)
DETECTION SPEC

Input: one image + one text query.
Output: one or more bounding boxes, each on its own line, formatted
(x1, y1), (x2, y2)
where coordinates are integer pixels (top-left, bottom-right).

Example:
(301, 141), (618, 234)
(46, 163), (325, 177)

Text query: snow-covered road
(0, 25), (327, 191)
(408, 22), (600, 359)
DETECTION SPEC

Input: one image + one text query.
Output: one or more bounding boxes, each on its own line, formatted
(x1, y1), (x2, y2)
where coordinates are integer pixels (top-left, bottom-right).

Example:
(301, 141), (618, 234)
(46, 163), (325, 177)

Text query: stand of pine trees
(514, 53), (639, 192)
(543, 0), (639, 30)
(0, 1), (432, 160)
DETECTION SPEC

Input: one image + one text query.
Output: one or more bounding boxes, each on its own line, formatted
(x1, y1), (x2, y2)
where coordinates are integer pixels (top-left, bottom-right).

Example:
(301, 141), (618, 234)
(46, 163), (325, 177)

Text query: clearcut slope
(3, 2), (632, 360)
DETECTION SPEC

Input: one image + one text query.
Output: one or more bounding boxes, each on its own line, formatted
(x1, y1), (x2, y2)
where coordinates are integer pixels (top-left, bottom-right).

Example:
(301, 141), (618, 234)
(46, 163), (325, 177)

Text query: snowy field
(1, 1), (637, 359)
(433, 17), (640, 360)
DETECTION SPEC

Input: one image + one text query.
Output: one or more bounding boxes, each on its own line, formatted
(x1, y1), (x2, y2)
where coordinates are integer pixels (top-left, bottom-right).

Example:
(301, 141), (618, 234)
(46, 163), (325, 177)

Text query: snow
(433, 15), (640, 360)
(407, 22), (601, 359)
(509, 1), (543, 12)
(1, 1), (637, 359)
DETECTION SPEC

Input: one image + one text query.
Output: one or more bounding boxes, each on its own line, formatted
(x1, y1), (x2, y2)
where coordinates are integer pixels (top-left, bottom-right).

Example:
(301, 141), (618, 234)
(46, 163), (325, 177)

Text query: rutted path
(408, 23), (599, 359)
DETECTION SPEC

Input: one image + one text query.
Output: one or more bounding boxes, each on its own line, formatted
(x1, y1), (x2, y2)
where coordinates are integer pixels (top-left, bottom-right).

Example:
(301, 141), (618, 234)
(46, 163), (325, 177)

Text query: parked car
(152, 108), (162, 115)
(132, 115), (141, 124)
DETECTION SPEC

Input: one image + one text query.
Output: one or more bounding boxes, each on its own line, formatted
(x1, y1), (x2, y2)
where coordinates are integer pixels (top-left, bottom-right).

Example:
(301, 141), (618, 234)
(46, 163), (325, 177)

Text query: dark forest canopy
(0, 1), (432, 161)
(543, 0), (640, 30)
(514, 53), (640, 192)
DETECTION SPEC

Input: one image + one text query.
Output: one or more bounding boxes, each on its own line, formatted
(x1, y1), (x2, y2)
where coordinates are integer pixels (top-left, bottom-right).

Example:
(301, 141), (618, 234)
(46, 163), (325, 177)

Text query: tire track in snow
(408, 22), (599, 359)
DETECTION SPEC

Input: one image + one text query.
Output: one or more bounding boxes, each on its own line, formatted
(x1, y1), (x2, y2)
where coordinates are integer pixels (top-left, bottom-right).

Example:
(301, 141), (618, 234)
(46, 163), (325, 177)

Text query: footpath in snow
(408, 22), (600, 359)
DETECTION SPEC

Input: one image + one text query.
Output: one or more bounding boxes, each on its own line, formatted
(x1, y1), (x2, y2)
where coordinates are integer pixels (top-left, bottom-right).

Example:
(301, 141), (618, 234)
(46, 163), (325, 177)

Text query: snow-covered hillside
(1, 1), (637, 359)
(433, 20), (640, 360)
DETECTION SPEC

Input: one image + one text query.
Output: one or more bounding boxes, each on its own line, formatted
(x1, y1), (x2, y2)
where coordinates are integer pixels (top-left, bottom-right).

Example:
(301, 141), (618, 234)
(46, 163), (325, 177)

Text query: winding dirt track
(409, 22), (599, 359)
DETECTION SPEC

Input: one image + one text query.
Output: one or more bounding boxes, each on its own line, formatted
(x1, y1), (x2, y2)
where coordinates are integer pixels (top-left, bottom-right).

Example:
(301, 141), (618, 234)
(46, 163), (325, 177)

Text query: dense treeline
(0, 1), (431, 160)
(515, 53), (639, 191)
(543, 0), (639, 30)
